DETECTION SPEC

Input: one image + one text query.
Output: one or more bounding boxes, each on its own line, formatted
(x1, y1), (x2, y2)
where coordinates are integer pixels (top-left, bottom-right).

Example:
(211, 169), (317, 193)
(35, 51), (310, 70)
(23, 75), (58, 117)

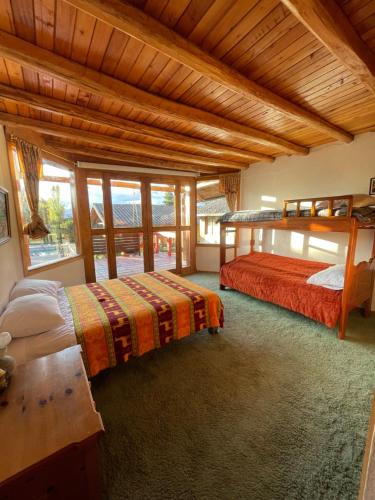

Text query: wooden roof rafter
(0, 111), (247, 171)
(43, 140), (232, 175)
(66, 0), (354, 143)
(0, 83), (274, 163)
(281, 0), (375, 95)
(0, 30), (308, 156)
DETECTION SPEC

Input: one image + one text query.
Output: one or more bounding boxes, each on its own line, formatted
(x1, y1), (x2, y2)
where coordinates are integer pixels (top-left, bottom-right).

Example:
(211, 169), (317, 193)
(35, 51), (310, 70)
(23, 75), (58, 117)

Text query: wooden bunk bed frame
(219, 195), (375, 339)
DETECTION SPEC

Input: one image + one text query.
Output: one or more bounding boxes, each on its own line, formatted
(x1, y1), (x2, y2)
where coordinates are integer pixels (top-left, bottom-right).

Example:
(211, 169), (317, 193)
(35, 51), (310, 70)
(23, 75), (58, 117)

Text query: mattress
(218, 206), (375, 224)
(220, 252), (342, 328)
(7, 288), (76, 366)
(65, 271), (224, 377)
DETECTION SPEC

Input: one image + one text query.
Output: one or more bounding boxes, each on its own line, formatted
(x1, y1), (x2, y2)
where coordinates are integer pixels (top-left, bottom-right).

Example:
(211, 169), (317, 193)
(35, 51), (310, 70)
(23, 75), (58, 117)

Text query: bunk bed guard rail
(283, 195), (354, 218)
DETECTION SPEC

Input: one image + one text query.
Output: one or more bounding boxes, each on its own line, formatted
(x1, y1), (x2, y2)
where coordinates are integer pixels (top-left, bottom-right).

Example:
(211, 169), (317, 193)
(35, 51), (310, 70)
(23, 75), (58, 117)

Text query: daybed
(219, 195), (375, 339)
(7, 271), (223, 377)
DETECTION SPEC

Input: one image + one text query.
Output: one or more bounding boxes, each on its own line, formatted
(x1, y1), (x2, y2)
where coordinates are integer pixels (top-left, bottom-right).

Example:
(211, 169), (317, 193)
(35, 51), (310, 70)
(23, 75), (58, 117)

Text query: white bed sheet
(7, 288), (77, 365)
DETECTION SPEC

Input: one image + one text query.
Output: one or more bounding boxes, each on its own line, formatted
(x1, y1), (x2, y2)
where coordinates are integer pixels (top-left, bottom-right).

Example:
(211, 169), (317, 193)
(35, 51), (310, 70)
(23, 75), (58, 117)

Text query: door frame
(76, 168), (196, 283)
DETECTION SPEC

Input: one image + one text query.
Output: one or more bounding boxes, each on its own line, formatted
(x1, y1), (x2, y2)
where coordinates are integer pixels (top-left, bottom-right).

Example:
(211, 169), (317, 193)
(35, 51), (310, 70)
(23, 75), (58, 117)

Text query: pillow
(316, 195), (375, 210)
(10, 278), (62, 301)
(0, 294), (65, 338)
(352, 194), (375, 208)
(306, 264), (345, 290)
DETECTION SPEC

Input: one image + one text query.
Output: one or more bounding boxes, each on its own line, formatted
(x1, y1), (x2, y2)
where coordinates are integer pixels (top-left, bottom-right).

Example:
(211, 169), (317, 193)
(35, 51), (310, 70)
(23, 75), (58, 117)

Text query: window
(196, 179), (229, 245)
(11, 150), (78, 270)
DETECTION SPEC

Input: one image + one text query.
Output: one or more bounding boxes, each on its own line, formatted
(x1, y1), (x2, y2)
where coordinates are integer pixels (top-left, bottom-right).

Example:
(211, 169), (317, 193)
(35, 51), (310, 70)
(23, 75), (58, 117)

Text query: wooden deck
(94, 252), (177, 281)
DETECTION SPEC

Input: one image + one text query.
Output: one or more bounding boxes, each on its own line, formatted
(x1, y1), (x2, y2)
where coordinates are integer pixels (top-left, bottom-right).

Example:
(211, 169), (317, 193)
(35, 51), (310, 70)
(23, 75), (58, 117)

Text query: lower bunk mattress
(66, 271), (224, 377)
(220, 252), (342, 328)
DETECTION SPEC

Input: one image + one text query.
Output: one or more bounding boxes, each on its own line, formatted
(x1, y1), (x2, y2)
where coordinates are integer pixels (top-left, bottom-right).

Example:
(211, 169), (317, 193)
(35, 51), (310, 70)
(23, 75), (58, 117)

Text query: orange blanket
(220, 252), (342, 328)
(66, 271), (223, 377)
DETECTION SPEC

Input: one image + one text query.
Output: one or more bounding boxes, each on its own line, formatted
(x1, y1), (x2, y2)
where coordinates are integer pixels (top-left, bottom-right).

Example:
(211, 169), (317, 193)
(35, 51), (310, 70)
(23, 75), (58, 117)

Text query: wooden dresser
(0, 345), (104, 500)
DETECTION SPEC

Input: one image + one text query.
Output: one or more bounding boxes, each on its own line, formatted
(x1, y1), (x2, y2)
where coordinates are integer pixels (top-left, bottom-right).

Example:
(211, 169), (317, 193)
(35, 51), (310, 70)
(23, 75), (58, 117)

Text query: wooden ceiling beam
(0, 111), (247, 170)
(44, 141), (225, 174)
(66, 0), (353, 143)
(0, 83), (273, 163)
(0, 30), (308, 156)
(281, 0), (375, 95)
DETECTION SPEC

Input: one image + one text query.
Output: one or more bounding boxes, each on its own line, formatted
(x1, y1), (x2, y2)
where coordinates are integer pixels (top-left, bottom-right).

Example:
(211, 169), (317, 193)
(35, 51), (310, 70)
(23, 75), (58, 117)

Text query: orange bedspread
(66, 271), (223, 377)
(220, 252), (342, 328)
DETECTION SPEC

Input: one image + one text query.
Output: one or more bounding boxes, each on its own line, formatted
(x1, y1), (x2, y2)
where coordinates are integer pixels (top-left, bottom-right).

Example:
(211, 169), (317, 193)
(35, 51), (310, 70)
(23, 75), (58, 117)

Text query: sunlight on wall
(261, 206), (276, 211)
(290, 232), (304, 254)
(271, 229), (276, 246)
(261, 195), (277, 203)
(308, 236), (338, 254)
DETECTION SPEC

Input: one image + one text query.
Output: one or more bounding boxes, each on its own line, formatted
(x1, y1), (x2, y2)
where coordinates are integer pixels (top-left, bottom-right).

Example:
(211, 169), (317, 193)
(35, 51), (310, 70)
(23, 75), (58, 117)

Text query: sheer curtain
(219, 173), (241, 212)
(12, 137), (50, 239)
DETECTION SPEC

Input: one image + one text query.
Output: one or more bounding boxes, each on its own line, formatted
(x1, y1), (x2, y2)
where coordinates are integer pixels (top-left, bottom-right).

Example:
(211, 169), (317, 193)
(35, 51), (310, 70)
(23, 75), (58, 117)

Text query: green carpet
(92, 273), (375, 500)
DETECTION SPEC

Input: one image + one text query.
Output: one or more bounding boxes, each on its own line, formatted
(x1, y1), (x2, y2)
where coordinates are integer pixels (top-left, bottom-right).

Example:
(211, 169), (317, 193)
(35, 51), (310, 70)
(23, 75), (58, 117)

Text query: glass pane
(226, 228), (236, 245)
(28, 237), (77, 267)
(110, 180), (142, 228)
(181, 230), (190, 268)
(87, 178), (105, 229)
(153, 231), (176, 271)
(115, 233), (144, 277)
(151, 183), (176, 227)
(180, 184), (191, 226)
(92, 234), (109, 281)
(197, 195), (228, 244)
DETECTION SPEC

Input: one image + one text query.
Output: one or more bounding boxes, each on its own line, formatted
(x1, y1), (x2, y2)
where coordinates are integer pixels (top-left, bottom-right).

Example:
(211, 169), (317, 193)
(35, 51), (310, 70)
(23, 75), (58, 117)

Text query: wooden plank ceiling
(0, 0), (374, 175)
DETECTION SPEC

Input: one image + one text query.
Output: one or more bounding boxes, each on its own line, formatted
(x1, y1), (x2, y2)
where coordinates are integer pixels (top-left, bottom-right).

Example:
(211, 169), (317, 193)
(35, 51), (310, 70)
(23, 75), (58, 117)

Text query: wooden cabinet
(0, 346), (104, 500)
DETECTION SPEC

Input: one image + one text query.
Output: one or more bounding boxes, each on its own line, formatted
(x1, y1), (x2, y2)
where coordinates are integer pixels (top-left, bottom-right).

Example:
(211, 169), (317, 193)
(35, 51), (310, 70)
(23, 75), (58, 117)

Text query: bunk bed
(219, 195), (375, 339)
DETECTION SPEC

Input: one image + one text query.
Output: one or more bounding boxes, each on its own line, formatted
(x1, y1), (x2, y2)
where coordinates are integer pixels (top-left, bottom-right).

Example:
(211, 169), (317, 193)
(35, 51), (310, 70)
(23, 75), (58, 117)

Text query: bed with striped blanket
(65, 271), (223, 377)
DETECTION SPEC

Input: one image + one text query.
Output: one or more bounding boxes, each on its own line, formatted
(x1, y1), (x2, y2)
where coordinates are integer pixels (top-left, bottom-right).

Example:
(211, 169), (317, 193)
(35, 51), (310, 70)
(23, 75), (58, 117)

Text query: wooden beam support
(66, 0), (353, 143)
(0, 29), (308, 156)
(0, 83), (273, 163)
(0, 111), (245, 170)
(281, 0), (375, 95)
(44, 140), (225, 174)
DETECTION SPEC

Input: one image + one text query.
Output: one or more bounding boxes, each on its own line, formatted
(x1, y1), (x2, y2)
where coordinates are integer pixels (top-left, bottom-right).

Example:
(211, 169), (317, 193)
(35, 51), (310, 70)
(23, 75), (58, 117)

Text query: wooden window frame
(7, 141), (81, 276)
(76, 168), (196, 283)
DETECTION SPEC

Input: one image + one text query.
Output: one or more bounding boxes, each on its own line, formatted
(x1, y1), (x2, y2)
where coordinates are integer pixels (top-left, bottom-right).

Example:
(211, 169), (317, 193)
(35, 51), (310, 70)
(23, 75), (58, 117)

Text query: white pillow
(0, 294), (65, 338)
(10, 278), (62, 301)
(306, 264), (345, 290)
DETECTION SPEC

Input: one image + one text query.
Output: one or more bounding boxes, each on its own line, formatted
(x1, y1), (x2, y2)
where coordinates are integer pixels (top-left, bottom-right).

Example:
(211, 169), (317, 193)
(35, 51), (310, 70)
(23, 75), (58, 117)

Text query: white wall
(196, 246), (235, 272)
(30, 258), (86, 287)
(240, 132), (375, 308)
(0, 126), (23, 311)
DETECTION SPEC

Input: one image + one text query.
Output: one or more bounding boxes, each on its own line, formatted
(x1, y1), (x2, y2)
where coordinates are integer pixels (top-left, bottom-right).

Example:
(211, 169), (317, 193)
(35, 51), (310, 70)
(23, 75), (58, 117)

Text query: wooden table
(359, 392), (375, 500)
(0, 345), (104, 500)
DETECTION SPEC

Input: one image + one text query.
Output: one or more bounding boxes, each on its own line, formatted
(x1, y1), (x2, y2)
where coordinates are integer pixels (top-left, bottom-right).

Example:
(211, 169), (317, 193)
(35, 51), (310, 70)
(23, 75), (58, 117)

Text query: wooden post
(250, 228), (255, 253)
(220, 224), (226, 290)
(339, 220), (358, 339)
(363, 231), (375, 317)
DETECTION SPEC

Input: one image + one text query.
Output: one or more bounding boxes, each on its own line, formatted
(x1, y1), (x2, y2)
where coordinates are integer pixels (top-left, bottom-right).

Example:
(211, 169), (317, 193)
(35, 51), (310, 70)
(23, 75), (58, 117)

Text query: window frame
(196, 177), (237, 249)
(8, 143), (81, 275)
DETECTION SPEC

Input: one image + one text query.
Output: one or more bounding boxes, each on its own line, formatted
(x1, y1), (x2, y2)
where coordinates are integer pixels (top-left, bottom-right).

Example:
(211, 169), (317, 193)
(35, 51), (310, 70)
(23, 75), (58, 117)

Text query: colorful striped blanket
(65, 271), (224, 377)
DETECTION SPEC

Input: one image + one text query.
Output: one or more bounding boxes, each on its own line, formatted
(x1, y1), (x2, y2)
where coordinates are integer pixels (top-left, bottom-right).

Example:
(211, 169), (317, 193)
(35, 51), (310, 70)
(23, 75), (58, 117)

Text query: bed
(220, 252), (342, 327)
(8, 271), (223, 376)
(219, 195), (375, 339)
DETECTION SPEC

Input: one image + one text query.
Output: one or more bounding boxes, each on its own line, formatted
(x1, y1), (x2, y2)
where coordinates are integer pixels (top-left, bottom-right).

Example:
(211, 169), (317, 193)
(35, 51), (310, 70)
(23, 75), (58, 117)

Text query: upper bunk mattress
(220, 252), (342, 328)
(218, 206), (375, 224)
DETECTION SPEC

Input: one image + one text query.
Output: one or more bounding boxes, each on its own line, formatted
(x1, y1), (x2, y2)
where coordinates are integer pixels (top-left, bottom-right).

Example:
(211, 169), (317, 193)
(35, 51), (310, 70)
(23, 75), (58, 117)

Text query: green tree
(45, 186), (65, 245)
(163, 192), (174, 206)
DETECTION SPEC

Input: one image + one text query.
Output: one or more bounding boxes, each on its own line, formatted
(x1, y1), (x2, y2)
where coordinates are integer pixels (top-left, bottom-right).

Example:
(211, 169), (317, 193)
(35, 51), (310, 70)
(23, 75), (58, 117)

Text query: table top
(0, 345), (104, 483)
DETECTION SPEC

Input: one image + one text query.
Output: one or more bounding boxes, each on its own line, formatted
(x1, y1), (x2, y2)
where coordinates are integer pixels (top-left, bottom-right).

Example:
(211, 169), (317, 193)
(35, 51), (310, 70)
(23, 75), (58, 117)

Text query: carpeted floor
(92, 273), (375, 500)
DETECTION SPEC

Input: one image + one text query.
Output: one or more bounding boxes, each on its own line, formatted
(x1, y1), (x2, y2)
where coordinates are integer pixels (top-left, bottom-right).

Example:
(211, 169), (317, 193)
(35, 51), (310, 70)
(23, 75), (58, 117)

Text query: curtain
(13, 137), (50, 239)
(219, 173), (241, 212)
